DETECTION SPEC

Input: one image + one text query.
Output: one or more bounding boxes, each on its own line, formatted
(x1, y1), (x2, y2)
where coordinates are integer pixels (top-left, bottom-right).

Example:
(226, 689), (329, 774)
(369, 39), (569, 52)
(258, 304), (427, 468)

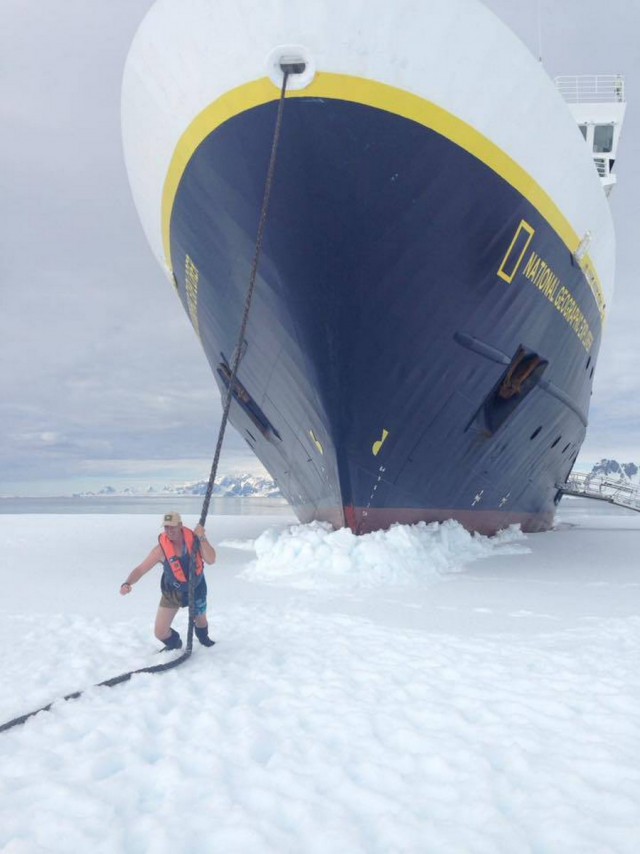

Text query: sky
(1, 502), (639, 849)
(1, 0), (639, 496)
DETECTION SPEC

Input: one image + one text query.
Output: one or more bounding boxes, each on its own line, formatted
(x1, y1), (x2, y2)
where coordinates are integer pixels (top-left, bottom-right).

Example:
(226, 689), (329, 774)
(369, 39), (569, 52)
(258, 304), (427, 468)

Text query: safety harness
(158, 527), (204, 590)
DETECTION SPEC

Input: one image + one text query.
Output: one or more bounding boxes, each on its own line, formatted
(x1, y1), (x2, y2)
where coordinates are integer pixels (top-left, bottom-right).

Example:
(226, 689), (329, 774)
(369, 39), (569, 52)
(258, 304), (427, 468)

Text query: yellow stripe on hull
(161, 72), (604, 318)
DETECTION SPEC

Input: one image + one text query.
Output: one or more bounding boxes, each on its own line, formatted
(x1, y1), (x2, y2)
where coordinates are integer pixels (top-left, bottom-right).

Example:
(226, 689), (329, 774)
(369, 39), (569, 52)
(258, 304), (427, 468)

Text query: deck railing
(561, 472), (640, 512)
(555, 74), (625, 103)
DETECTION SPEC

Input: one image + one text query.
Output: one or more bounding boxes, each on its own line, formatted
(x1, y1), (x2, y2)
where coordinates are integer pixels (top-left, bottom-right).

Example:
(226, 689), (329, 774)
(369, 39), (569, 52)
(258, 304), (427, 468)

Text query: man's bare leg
(155, 606), (179, 643)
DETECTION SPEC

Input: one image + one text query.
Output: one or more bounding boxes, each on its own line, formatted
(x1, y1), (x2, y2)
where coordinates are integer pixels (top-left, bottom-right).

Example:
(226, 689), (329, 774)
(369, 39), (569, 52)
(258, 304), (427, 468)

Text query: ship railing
(555, 74), (625, 103)
(559, 472), (640, 512)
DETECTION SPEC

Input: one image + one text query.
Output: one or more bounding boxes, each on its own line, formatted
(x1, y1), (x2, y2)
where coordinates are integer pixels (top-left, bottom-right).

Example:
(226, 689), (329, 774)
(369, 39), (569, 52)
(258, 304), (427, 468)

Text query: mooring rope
(0, 657), (189, 734)
(198, 69), (291, 529)
(0, 69), (292, 735)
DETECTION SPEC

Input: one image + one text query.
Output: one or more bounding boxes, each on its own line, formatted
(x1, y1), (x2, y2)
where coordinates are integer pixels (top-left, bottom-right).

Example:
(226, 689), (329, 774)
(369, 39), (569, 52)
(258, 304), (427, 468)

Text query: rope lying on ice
(0, 658), (189, 734)
(0, 69), (293, 735)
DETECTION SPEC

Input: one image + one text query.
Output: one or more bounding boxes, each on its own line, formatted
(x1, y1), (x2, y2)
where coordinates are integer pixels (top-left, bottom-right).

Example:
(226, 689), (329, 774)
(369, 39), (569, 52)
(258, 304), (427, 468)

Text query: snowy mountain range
(587, 459), (640, 484)
(74, 474), (282, 499)
(72, 460), (639, 499)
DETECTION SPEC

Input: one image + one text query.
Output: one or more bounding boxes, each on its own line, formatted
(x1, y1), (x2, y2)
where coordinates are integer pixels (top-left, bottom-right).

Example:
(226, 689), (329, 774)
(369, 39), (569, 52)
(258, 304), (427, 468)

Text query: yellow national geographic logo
(497, 222), (595, 352)
(497, 220), (535, 283)
(184, 254), (200, 337)
(521, 251), (594, 351)
(309, 429), (324, 455)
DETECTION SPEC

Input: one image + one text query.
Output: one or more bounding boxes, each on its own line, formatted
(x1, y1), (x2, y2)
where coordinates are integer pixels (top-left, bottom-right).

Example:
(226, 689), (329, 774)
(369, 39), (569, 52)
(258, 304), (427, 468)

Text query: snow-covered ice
(1, 501), (639, 852)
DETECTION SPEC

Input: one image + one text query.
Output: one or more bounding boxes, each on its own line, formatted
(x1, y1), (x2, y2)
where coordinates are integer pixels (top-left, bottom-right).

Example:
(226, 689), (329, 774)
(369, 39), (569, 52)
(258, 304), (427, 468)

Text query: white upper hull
(122, 0), (615, 310)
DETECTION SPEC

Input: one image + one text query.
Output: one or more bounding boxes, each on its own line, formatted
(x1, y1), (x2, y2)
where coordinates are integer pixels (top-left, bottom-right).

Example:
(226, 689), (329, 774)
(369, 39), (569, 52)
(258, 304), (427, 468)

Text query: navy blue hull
(169, 96), (601, 533)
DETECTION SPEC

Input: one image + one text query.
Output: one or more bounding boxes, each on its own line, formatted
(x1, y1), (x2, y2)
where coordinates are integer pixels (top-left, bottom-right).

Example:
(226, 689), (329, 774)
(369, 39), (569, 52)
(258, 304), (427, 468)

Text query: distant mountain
(588, 459), (640, 484)
(74, 474), (281, 499)
(168, 474), (281, 498)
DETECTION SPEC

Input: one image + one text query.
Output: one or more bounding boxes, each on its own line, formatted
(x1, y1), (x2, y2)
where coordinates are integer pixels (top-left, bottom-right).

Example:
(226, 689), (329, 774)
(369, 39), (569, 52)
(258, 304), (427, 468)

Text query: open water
(0, 495), (290, 516)
(1, 495), (635, 526)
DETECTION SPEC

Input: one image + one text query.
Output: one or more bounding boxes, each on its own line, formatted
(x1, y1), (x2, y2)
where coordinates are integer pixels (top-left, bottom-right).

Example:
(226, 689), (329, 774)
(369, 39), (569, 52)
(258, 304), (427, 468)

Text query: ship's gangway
(559, 472), (640, 512)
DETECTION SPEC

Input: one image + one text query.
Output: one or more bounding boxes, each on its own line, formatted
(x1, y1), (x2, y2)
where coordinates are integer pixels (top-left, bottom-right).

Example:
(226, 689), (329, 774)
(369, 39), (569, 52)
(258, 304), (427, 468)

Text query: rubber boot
(161, 628), (182, 650)
(195, 625), (215, 647)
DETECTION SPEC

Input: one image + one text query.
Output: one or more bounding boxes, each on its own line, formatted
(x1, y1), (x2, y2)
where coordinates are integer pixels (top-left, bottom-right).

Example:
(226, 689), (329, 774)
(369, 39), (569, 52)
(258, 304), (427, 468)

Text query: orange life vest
(158, 527), (204, 588)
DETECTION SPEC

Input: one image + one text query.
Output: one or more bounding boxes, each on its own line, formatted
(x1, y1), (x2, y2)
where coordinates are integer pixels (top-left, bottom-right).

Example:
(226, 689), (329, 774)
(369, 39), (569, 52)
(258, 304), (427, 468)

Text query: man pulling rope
(120, 511), (216, 649)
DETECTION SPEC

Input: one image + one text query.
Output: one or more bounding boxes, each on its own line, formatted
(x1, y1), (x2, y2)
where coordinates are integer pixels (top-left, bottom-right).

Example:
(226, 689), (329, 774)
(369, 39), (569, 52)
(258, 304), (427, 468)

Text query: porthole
(530, 426), (542, 440)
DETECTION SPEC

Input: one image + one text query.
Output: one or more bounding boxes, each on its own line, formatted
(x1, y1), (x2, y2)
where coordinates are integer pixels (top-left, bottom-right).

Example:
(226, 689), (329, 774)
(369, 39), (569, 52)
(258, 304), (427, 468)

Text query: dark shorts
(159, 578), (207, 615)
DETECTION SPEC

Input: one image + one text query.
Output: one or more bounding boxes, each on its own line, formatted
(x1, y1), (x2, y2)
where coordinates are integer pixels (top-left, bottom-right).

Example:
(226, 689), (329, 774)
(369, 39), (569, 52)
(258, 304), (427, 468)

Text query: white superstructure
(555, 74), (627, 196)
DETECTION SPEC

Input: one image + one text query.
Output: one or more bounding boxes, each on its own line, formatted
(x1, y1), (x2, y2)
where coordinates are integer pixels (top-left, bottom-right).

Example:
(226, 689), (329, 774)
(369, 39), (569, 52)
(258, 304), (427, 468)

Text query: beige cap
(162, 511), (182, 527)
